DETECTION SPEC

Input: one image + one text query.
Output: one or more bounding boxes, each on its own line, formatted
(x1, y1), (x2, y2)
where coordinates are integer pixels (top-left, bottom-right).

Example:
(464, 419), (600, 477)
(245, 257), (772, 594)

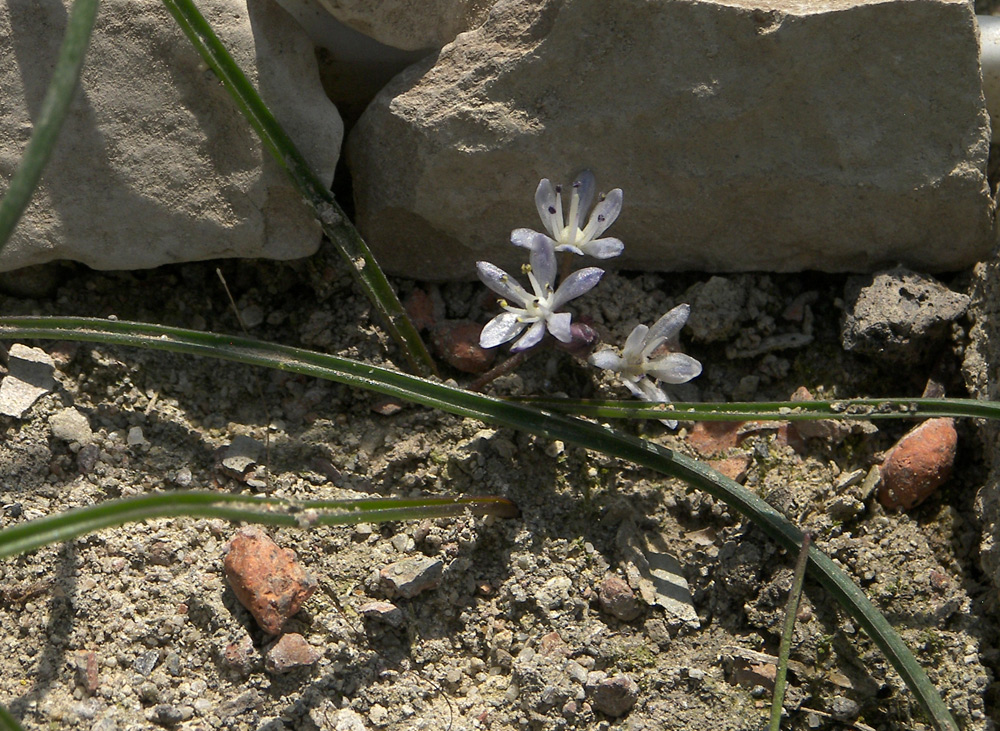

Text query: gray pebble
(841, 267), (968, 366)
(49, 407), (94, 444)
(380, 556), (443, 598)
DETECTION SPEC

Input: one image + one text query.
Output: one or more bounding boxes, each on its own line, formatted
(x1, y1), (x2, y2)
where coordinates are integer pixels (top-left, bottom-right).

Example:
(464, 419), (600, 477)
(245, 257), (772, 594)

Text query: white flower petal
(511, 320), (546, 351)
(479, 312), (526, 348)
(571, 171), (596, 230)
(528, 237), (558, 293)
(579, 236), (624, 259)
(580, 188), (623, 241)
(635, 378), (669, 403)
(646, 353), (703, 383)
(547, 312), (573, 342)
(550, 266), (604, 309)
(623, 378), (645, 399)
(535, 179), (562, 240)
(476, 261), (531, 305)
(552, 242), (585, 256)
(510, 228), (554, 252)
(588, 349), (624, 372)
(643, 304), (690, 357)
(621, 324), (649, 360)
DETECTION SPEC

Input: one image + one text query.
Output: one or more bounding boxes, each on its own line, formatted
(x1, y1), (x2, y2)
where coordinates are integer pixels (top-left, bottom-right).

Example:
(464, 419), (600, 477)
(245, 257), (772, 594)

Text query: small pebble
(146, 704), (193, 726)
(431, 320), (496, 374)
(588, 673), (639, 717)
(133, 649), (160, 677)
(222, 635), (257, 675)
(0, 344), (55, 418)
(264, 633), (321, 674)
(380, 556), (443, 598)
(359, 601), (405, 628)
(403, 287), (436, 331)
(240, 304), (264, 329)
(219, 435), (264, 479)
(49, 407), (94, 444)
(879, 418), (957, 510)
(127, 426), (148, 447)
(73, 651), (99, 695)
(598, 575), (642, 621)
(224, 527), (317, 634)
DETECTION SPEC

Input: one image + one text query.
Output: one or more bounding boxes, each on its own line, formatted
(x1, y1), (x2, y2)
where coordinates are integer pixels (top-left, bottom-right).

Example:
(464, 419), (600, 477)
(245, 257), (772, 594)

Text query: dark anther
(573, 180), (582, 188)
(597, 214), (606, 222)
(555, 185), (562, 193)
(548, 206), (557, 215)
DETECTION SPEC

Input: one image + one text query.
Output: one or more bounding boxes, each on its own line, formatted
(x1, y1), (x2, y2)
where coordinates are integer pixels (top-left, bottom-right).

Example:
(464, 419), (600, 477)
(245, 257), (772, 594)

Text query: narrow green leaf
(516, 396), (998, 422)
(0, 704), (22, 731)
(0, 490), (518, 559)
(159, 0), (436, 377)
(0, 0), (99, 253)
(0, 315), (959, 731)
(770, 533), (811, 731)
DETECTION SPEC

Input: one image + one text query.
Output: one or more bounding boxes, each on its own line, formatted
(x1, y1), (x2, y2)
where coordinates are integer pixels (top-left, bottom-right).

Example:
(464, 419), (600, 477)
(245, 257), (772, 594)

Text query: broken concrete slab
(347, 0), (994, 280)
(0, 0), (341, 273)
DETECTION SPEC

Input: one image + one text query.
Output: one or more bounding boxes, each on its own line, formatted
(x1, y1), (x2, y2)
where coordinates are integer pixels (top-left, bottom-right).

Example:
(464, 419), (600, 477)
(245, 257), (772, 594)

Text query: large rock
(347, 0), (994, 281)
(0, 0), (341, 273)
(310, 0), (493, 50)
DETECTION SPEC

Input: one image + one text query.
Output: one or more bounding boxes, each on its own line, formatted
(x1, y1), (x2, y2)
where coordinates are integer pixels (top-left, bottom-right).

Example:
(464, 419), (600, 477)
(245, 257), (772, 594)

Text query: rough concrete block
(347, 0), (994, 281)
(0, 0), (342, 273)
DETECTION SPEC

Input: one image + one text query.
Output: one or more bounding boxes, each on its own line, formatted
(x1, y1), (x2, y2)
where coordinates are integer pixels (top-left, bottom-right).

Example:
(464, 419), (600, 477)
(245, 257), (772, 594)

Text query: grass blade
(770, 533), (811, 731)
(516, 396), (1000, 422)
(0, 490), (517, 559)
(0, 315), (959, 731)
(159, 0), (436, 377)
(0, 704), (21, 731)
(0, 0), (99, 253)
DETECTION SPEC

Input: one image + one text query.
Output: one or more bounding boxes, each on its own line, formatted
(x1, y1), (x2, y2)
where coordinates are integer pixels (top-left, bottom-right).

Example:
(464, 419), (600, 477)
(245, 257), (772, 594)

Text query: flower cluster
(477, 170), (701, 425)
(477, 171), (620, 352)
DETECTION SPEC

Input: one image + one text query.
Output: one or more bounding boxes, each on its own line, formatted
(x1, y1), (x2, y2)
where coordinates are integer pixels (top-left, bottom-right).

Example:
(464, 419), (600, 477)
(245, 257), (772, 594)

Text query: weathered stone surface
(308, 0), (493, 50)
(347, 0), (993, 281)
(264, 633), (322, 673)
(379, 555), (443, 598)
(841, 268), (970, 366)
(0, 344), (55, 418)
(0, 0), (341, 273)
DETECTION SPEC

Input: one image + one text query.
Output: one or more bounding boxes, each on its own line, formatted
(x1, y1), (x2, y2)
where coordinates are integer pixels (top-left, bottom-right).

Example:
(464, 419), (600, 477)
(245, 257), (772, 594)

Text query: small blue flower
(589, 304), (702, 427)
(511, 171), (624, 259)
(477, 240), (603, 352)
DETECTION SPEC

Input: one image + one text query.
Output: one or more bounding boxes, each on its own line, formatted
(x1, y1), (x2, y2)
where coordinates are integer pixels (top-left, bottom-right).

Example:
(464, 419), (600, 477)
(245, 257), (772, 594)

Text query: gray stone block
(0, 0), (342, 273)
(347, 0), (994, 280)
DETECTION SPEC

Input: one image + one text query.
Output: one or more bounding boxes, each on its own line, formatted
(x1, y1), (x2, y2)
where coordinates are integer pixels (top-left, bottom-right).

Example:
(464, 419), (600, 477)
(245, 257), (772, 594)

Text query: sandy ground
(0, 253), (995, 730)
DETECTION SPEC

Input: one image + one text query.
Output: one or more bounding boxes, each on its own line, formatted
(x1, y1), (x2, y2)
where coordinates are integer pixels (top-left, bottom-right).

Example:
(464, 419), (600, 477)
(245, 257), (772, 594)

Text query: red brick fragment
(687, 421), (742, 456)
(223, 527), (317, 634)
(432, 320), (496, 374)
(879, 418), (957, 510)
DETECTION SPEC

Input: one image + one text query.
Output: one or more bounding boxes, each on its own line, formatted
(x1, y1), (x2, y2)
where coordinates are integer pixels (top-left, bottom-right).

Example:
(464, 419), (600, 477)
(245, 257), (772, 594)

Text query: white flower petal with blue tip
(588, 303), (701, 428)
(512, 172), (625, 260)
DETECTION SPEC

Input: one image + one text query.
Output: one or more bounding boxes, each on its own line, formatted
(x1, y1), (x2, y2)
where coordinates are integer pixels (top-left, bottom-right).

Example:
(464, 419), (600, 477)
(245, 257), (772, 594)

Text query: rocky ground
(0, 252), (996, 730)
